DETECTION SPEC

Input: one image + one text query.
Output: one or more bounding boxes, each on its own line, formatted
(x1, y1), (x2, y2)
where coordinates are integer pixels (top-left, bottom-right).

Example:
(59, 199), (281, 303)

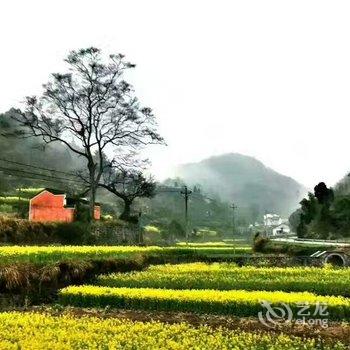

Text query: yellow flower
(0, 311), (346, 350)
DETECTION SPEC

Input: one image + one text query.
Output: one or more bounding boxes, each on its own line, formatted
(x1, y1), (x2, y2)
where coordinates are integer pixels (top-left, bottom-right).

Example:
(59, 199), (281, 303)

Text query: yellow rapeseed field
(97, 262), (350, 296)
(0, 245), (161, 264)
(0, 246), (248, 264)
(0, 312), (346, 350)
(59, 285), (350, 319)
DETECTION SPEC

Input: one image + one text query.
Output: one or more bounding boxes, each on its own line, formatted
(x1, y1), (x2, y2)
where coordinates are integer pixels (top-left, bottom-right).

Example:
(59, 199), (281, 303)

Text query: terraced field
(0, 245), (251, 265)
(0, 247), (349, 349)
(97, 262), (350, 296)
(59, 285), (350, 319)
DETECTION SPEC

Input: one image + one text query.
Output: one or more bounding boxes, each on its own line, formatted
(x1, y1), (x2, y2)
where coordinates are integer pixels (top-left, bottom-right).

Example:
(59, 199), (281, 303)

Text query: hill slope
(174, 153), (307, 217)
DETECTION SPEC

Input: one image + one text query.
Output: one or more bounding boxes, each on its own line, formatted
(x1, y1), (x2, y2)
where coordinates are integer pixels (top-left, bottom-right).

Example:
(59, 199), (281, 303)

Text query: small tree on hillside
(12, 47), (164, 219)
(166, 219), (185, 242)
(100, 168), (156, 222)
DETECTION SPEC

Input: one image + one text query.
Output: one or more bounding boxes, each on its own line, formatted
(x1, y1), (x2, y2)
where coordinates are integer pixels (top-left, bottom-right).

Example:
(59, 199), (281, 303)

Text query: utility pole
(181, 186), (192, 244)
(138, 211), (143, 245)
(264, 209), (268, 237)
(230, 202), (237, 242)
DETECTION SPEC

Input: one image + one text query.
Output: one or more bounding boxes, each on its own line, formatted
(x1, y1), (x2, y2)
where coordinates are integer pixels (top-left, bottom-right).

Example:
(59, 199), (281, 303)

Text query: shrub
(143, 225), (163, 245)
(53, 222), (89, 245)
(252, 236), (269, 252)
(101, 214), (113, 221)
(0, 204), (14, 213)
(0, 217), (139, 245)
(144, 225), (161, 234)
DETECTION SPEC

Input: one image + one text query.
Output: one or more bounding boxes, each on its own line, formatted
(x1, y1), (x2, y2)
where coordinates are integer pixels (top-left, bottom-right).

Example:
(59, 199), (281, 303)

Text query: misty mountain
(0, 109), (86, 194)
(174, 153), (307, 217)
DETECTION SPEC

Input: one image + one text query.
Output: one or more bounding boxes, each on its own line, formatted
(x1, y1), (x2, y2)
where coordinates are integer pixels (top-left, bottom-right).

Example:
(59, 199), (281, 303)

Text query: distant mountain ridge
(174, 153), (307, 217)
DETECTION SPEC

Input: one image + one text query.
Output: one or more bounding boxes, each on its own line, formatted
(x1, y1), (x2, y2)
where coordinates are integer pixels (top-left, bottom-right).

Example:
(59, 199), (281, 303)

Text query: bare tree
(100, 167), (156, 222)
(12, 47), (164, 219)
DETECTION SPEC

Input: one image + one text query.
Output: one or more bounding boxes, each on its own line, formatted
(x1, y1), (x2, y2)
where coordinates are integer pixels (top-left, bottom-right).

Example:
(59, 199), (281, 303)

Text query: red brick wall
(29, 191), (75, 223)
(94, 206), (101, 220)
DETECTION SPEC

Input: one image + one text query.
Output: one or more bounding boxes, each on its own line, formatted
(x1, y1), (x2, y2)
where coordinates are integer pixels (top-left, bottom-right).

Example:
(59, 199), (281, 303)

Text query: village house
(263, 213), (282, 227)
(263, 213), (291, 236)
(272, 223), (291, 236)
(29, 188), (100, 223)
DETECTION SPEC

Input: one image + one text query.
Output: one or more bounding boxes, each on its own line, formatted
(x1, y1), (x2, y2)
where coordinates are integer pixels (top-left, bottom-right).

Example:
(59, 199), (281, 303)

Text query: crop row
(59, 285), (350, 320)
(97, 262), (350, 296)
(0, 311), (345, 350)
(0, 196), (29, 205)
(0, 245), (161, 264)
(0, 246), (250, 265)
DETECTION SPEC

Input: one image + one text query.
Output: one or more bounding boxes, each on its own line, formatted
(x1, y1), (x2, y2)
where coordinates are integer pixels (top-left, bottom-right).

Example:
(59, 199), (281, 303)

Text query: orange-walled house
(29, 188), (100, 223)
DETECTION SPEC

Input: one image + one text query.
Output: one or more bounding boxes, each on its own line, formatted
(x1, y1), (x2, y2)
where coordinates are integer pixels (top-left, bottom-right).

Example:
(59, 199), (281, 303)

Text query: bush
(0, 217), (139, 245)
(252, 235), (269, 252)
(192, 228), (221, 241)
(0, 204), (14, 213)
(101, 214), (113, 221)
(144, 225), (161, 234)
(143, 225), (163, 245)
(54, 222), (89, 245)
(0, 216), (56, 244)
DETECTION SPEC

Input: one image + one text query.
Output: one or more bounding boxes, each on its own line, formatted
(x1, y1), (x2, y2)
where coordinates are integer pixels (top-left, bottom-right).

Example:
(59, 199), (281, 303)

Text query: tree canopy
(12, 47), (164, 219)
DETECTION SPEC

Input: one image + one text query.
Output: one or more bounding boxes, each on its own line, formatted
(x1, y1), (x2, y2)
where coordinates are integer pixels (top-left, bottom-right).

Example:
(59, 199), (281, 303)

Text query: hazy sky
(1, 0), (350, 188)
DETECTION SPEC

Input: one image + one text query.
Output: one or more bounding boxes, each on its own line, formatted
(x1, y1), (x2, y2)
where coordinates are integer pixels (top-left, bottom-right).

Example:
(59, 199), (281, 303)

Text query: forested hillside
(174, 153), (306, 217)
(0, 109), (86, 194)
(289, 177), (350, 239)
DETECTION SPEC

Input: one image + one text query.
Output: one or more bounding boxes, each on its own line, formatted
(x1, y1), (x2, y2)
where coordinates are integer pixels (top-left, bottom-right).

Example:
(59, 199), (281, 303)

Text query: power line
(0, 166), (85, 185)
(0, 166), (84, 184)
(0, 157), (81, 178)
(0, 172), (83, 187)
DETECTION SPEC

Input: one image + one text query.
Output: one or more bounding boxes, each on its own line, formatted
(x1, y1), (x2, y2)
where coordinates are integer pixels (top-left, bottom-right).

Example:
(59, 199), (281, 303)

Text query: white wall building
(263, 213), (282, 227)
(272, 223), (291, 236)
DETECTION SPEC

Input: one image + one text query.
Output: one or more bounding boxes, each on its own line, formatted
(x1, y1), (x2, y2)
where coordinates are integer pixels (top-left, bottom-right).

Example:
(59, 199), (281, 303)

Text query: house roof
(33, 188), (66, 196)
(32, 188), (100, 206)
